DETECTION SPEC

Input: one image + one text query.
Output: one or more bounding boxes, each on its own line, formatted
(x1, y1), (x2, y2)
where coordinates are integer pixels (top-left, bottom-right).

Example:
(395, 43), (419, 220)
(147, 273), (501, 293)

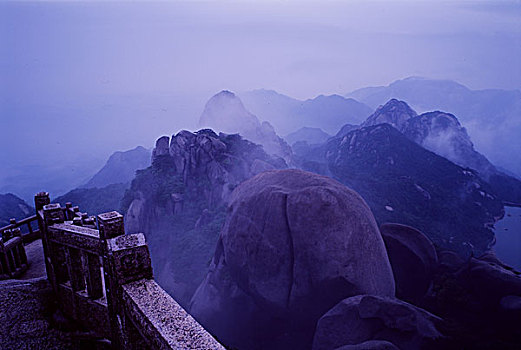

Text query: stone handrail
(0, 226), (28, 279)
(34, 192), (223, 349)
(0, 214), (40, 243)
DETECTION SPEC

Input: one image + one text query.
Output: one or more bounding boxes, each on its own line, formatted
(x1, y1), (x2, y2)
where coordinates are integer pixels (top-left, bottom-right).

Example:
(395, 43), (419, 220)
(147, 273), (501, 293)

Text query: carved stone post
(42, 202), (66, 292)
(0, 240), (8, 279)
(98, 211), (126, 349)
(106, 232), (153, 349)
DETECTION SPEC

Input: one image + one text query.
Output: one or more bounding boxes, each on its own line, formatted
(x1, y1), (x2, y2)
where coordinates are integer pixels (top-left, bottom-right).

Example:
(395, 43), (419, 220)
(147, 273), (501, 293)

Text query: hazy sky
(1, 0), (520, 196)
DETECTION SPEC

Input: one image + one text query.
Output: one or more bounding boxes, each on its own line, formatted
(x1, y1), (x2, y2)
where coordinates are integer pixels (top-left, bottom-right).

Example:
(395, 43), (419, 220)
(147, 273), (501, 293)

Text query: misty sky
(1, 0), (521, 197)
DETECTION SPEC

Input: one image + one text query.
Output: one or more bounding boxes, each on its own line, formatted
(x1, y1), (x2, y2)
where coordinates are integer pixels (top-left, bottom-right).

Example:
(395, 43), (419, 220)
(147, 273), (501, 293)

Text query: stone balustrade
(34, 192), (224, 349)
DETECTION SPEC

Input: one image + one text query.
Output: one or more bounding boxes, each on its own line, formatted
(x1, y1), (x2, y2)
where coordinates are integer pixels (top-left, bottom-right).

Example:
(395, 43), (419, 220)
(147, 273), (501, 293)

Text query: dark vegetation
(296, 124), (504, 258)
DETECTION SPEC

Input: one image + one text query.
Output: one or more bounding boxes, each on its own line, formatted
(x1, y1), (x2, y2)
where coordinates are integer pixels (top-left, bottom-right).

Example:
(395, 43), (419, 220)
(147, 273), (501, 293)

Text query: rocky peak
(199, 90), (260, 134)
(151, 136), (170, 163)
(362, 98), (417, 130)
(403, 111), (496, 179)
(198, 90), (293, 163)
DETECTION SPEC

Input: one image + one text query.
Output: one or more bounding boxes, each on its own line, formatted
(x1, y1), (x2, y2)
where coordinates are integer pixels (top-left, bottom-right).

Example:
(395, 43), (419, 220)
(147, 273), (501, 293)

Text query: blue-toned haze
(1, 0), (520, 200)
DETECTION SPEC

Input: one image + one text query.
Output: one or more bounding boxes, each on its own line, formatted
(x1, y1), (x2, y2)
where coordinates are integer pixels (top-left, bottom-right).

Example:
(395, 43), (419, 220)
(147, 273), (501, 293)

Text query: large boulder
(190, 169), (395, 349)
(312, 295), (442, 350)
(380, 223), (438, 304)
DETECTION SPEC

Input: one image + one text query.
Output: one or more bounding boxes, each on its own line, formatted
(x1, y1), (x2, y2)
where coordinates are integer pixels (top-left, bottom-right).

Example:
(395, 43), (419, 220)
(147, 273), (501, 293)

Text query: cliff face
(122, 129), (286, 307)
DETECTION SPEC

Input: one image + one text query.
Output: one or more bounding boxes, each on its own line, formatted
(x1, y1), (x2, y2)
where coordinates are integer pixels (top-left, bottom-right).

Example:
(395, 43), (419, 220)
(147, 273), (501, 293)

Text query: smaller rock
(152, 136), (171, 163)
(465, 258), (521, 305)
(312, 294), (442, 350)
(380, 223), (438, 304)
(438, 250), (465, 270)
(500, 295), (521, 313)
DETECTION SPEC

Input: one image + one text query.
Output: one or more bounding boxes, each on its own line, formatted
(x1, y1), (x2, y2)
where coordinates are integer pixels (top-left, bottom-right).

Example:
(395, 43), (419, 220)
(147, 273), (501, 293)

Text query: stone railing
(34, 192), (224, 349)
(0, 214), (40, 243)
(0, 226), (28, 279)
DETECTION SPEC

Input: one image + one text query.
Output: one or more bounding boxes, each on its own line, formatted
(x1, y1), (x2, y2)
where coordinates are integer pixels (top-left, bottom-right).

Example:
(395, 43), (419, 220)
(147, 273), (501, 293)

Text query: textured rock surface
(313, 294), (442, 350)
(191, 169), (395, 349)
(380, 223), (438, 304)
(123, 129), (287, 308)
(122, 279), (224, 349)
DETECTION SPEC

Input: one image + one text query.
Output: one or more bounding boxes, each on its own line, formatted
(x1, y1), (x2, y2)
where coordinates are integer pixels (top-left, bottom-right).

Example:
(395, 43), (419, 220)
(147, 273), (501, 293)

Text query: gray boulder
(380, 223), (438, 304)
(191, 169), (395, 349)
(313, 294), (442, 350)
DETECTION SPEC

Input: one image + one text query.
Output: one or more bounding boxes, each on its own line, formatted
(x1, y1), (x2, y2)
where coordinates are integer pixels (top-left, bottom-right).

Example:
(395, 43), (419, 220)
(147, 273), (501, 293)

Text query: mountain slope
(82, 146), (151, 189)
(0, 193), (34, 227)
(54, 183), (128, 216)
(295, 124), (504, 257)
(240, 89), (372, 135)
(285, 127), (331, 146)
(347, 77), (521, 176)
(358, 99), (521, 204)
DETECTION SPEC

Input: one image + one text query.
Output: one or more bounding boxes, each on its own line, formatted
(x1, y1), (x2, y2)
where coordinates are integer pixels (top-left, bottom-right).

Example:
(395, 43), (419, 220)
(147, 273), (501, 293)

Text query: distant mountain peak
(362, 98), (417, 130)
(199, 90), (293, 162)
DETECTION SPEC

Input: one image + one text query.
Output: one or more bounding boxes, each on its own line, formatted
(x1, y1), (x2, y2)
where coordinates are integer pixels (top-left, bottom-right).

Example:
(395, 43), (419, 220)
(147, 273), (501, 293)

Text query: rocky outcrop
(122, 129), (287, 309)
(380, 223), (438, 305)
(198, 90), (293, 163)
(151, 136), (170, 160)
(312, 295), (442, 350)
(402, 111), (497, 180)
(190, 169), (395, 350)
(362, 99), (417, 130)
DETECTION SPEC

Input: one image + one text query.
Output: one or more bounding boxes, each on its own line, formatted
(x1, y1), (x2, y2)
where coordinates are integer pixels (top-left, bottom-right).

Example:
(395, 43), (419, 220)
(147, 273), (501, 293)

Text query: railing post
(0, 240), (9, 279)
(41, 202), (66, 292)
(35, 192), (50, 211)
(106, 232), (153, 349)
(98, 211), (126, 349)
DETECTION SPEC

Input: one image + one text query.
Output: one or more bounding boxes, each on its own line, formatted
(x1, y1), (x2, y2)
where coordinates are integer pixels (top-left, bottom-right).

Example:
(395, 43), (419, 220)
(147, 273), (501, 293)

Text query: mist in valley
(2, 1), (521, 349)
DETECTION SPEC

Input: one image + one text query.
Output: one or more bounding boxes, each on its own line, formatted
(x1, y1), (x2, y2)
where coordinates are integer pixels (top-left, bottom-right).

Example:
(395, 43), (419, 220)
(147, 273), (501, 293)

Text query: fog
(1, 0), (520, 200)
